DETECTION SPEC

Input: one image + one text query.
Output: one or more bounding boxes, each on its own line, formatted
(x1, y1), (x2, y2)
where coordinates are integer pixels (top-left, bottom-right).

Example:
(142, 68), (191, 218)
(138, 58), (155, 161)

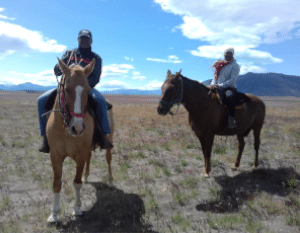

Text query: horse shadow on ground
(196, 167), (300, 213)
(49, 182), (157, 233)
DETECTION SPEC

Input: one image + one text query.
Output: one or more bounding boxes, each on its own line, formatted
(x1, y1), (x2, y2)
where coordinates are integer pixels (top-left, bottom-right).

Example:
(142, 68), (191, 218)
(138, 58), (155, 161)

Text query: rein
(159, 75), (183, 116)
(42, 50), (86, 126)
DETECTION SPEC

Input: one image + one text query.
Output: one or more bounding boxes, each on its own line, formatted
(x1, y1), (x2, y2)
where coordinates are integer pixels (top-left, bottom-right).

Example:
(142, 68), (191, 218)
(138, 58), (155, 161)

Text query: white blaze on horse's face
(72, 85), (84, 135)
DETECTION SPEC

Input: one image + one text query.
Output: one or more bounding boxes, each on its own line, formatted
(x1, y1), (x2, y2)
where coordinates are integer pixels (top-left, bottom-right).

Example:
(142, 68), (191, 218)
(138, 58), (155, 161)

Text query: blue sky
(0, 0), (299, 91)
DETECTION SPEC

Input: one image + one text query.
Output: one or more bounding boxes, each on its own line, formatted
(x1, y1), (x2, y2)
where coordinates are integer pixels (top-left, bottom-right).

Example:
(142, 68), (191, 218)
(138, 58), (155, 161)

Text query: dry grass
(0, 93), (300, 232)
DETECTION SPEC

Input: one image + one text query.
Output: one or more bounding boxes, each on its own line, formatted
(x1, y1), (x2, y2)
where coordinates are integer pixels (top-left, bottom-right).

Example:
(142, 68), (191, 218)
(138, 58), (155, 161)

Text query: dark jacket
(54, 48), (102, 88)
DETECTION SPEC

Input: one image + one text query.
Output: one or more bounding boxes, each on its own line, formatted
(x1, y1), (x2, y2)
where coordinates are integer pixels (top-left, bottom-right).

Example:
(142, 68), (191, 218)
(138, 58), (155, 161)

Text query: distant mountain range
(1, 72), (300, 96)
(202, 72), (300, 97)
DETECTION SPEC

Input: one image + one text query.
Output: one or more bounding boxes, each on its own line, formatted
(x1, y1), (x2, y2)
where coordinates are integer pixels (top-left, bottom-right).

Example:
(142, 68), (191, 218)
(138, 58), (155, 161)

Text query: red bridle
(70, 112), (86, 118)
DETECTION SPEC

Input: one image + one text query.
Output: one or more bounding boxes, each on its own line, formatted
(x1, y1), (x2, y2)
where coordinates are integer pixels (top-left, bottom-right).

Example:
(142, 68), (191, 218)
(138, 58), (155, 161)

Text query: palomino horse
(46, 58), (114, 222)
(157, 70), (265, 177)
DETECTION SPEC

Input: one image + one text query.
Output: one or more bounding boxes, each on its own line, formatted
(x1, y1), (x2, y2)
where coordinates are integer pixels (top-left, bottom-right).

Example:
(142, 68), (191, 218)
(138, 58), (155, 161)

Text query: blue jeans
(37, 88), (110, 136)
(217, 87), (237, 117)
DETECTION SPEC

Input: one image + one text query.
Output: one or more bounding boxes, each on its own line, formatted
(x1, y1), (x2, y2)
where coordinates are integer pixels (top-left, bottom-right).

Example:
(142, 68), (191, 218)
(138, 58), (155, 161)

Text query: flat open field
(1, 91), (300, 232)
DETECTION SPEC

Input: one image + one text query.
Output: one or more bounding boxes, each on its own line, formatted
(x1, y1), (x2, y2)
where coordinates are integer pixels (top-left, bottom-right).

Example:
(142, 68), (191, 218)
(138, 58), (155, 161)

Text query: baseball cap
(78, 30), (92, 40)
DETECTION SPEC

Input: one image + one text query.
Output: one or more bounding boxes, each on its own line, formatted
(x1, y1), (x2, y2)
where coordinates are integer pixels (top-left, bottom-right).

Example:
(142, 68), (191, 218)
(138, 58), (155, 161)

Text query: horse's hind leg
(73, 158), (85, 216)
(106, 148), (113, 184)
(83, 152), (92, 183)
(252, 127), (261, 169)
(232, 134), (245, 171)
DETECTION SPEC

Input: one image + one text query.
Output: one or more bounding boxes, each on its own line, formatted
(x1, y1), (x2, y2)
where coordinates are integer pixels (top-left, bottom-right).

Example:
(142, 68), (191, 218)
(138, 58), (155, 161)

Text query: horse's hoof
(47, 213), (58, 223)
(83, 176), (88, 183)
(73, 209), (83, 216)
(231, 166), (238, 171)
(203, 173), (210, 178)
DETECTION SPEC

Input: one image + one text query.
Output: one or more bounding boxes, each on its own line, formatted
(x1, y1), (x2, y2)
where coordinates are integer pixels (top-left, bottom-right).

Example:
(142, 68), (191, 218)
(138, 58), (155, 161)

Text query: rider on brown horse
(37, 30), (113, 153)
(209, 47), (240, 128)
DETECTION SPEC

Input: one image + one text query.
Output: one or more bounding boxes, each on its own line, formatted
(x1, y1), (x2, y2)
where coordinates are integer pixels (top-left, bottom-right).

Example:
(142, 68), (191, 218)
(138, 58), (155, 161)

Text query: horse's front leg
(48, 154), (63, 222)
(105, 148), (113, 184)
(73, 157), (85, 216)
(106, 107), (114, 185)
(202, 134), (214, 178)
(83, 152), (92, 183)
(196, 134), (207, 175)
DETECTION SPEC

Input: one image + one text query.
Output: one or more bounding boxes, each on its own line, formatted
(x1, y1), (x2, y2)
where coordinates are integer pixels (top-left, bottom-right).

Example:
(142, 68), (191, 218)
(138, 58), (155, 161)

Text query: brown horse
(157, 70), (265, 178)
(46, 58), (114, 222)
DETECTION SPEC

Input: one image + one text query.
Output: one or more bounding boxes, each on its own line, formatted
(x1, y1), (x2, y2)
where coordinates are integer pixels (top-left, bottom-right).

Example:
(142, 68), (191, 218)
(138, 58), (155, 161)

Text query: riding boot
(94, 123), (113, 150)
(39, 135), (50, 153)
(228, 116), (236, 129)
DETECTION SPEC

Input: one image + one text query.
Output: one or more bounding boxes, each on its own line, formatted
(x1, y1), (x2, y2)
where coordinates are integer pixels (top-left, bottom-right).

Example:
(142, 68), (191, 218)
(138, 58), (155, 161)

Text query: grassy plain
(0, 92), (300, 232)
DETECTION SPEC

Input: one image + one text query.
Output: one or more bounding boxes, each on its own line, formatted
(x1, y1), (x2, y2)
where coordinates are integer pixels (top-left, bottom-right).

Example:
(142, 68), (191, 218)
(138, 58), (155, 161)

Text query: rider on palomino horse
(37, 29), (113, 153)
(209, 47), (240, 129)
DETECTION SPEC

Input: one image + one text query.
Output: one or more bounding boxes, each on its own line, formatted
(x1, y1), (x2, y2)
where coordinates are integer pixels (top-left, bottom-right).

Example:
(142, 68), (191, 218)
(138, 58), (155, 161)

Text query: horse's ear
(167, 70), (171, 77)
(57, 57), (70, 74)
(174, 69), (182, 78)
(83, 58), (96, 77)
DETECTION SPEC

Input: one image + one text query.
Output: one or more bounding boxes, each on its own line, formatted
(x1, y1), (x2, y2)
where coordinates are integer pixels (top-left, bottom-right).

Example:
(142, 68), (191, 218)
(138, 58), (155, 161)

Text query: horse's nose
(71, 123), (85, 136)
(157, 106), (162, 115)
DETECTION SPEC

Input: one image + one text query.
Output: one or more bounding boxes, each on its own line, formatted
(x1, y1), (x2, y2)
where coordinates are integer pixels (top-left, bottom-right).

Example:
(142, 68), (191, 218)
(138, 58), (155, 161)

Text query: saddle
(45, 88), (112, 150)
(211, 89), (251, 110)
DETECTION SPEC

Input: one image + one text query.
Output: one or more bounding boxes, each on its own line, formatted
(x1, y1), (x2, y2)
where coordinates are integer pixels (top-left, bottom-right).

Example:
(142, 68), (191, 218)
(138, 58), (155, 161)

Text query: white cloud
(154, 0), (299, 70)
(99, 80), (127, 89)
(132, 76), (146, 80)
(0, 15), (16, 20)
(240, 65), (267, 75)
(132, 71), (146, 80)
(144, 79), (164, 90)
(168, 55), (179, 60)
(38, 70), (55, 76)
(1, 70), (57, 86)
(102, 64), (134, 79)
(124, 56), (134, 61)
(147, 55), (182, 63)
(189, 45), (283, 64)
(0, 49), (14, 59)
(0, 18), (66, 56)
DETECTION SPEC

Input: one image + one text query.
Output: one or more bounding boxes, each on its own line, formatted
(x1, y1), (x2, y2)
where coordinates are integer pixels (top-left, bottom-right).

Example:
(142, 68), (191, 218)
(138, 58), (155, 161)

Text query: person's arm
(210, 78), (216, 86)
(87, 55), (102, 88)
(54, 50), (71, 76)
(218, 64), (240, 88)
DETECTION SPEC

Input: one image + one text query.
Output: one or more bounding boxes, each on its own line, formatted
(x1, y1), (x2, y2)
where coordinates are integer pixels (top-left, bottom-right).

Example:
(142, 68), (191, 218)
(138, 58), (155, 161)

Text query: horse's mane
(162, 71), (210, 93)
(69, 64), (84, 75)
(179, 74), (210, 92)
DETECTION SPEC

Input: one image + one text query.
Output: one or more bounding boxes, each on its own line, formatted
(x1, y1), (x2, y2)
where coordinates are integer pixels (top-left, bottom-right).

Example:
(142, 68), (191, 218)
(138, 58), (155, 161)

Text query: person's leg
(216, 87), (226, 105)
(89, 89), (111, 134)
(37, 88), (56, 153)
(225, 88), (236, 117)
(89, 89), (113, 149)
(224, 88), (237, 128)
(37, 88), (56, 136)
